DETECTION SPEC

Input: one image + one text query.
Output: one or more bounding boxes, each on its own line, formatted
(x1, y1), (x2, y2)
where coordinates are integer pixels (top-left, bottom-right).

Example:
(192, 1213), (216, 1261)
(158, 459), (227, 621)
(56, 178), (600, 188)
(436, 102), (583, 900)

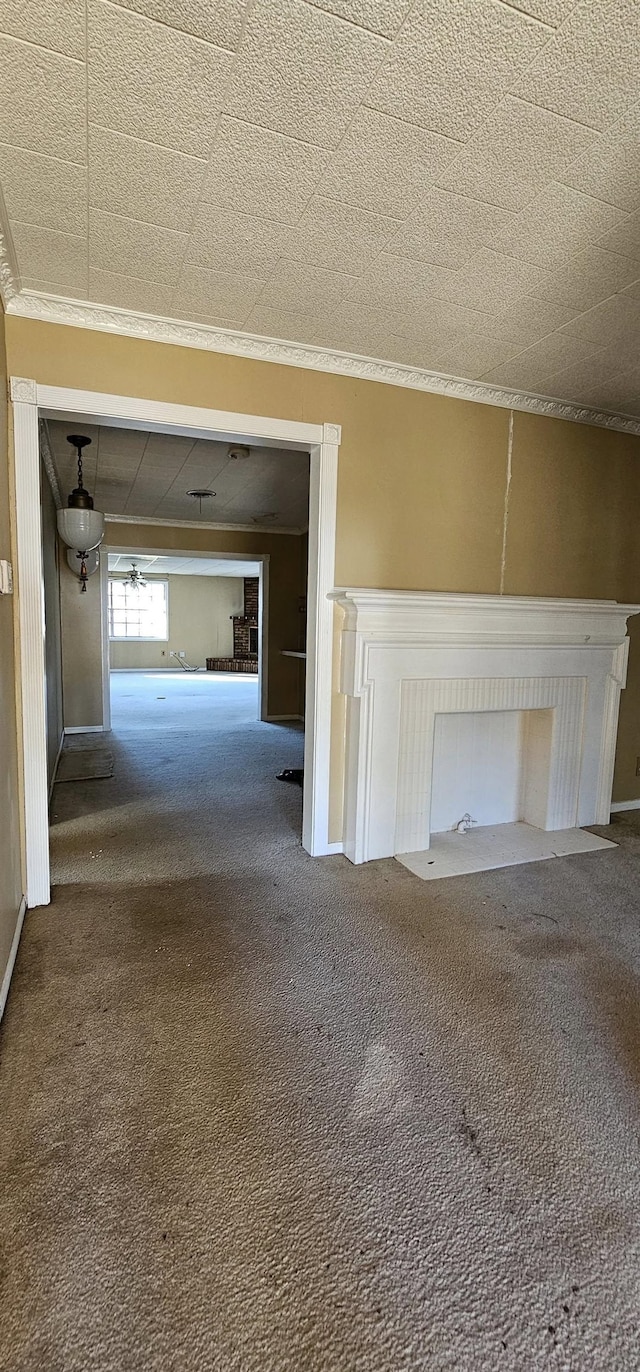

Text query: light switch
(0, 560), (13, 594)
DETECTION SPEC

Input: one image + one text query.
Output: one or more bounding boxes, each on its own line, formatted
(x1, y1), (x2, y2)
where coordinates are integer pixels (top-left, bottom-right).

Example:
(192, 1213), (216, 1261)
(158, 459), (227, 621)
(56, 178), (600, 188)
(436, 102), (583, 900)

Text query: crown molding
(6, 287), (640, 438)
(0, 191), (20, 306)
(104, 512), (304, 536)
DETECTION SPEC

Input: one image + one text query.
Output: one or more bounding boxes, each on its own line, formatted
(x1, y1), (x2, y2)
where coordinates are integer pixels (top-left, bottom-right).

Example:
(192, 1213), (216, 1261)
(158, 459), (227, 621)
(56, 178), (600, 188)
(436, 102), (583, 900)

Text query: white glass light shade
(57, 507), (105, 553)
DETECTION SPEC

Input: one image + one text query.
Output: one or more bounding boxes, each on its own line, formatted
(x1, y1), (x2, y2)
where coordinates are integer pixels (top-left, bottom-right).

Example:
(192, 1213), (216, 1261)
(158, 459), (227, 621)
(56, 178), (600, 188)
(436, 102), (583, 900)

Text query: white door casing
(11, 378), (341, 906)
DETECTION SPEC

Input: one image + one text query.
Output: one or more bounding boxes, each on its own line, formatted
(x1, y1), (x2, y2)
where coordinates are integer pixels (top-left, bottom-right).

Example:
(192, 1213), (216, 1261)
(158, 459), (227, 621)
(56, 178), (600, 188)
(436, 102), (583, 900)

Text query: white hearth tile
(397, 823), (615, 882)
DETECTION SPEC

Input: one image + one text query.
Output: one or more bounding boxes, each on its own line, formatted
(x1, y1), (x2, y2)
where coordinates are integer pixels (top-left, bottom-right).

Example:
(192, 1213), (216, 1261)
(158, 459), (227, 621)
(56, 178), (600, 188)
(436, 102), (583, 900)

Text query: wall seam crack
(500, 410), (514, 596)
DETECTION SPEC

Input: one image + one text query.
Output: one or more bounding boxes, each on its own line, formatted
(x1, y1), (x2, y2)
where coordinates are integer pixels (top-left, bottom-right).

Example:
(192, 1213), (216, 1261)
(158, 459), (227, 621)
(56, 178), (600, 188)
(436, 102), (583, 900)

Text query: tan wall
(0, 304), (24, 990)
(59, 551), (104, 728)
(6, 316), (640, 837)
(109, 573), (243, 669)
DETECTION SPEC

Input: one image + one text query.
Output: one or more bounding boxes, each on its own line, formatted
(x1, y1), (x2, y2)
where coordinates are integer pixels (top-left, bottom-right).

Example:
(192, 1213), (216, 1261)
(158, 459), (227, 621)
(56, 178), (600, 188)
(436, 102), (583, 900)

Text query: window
(108, 578), (168, 640)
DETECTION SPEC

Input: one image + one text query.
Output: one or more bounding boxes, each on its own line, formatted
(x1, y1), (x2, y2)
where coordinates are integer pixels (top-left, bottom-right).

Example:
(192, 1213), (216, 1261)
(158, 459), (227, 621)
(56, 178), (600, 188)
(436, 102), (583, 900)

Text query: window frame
(108, 575), (169, 643)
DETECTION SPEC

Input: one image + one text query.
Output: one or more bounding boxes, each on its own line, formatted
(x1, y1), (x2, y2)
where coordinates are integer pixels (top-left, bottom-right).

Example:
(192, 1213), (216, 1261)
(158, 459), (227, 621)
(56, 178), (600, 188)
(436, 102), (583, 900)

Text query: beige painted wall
(59, 551), (104, 728)
(6, 316), (640, 840)
(41, 465), (64, 782)
(0, 304), (23, 991)
(109, 573), (243, 669)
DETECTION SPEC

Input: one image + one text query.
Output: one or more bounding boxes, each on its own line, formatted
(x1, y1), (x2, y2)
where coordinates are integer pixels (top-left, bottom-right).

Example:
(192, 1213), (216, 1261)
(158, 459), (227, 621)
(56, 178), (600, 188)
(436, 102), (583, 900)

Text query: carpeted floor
(1, 671), (640, 1371)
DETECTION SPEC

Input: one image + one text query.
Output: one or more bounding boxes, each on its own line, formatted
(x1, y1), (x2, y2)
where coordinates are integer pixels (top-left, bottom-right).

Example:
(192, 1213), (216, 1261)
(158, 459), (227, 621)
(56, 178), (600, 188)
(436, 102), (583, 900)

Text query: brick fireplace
(206, 577), (259, 675)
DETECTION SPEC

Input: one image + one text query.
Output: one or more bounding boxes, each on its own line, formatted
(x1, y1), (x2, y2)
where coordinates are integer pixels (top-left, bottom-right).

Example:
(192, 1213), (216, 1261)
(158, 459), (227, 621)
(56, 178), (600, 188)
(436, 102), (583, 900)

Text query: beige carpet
(1, 672), (640, 1371)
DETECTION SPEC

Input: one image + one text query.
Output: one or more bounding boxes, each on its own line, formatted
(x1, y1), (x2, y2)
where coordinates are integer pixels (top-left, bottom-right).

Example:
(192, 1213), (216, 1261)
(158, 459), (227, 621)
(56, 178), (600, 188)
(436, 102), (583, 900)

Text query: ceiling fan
(125, 560), (147, 590)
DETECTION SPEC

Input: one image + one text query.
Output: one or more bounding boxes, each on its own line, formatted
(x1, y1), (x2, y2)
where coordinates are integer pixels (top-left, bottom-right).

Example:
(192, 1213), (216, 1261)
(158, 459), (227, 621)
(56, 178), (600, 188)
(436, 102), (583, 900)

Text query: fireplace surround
(333, 591), (640, 866)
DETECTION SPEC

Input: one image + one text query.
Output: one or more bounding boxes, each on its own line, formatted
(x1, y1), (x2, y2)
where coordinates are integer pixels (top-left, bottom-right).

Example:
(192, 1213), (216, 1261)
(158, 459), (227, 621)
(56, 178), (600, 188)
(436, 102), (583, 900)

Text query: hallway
(1, 686), (640, 1370)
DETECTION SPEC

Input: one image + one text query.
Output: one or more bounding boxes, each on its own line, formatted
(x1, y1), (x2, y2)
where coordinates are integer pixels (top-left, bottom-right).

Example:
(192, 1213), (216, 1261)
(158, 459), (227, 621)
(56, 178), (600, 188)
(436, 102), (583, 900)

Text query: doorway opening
(13, 378), (340, 907)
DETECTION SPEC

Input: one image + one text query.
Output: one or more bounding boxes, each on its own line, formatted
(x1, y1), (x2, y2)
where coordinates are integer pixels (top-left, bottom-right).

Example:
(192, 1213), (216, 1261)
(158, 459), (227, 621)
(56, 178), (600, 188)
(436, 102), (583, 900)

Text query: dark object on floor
(56, 747), (114, 782)
(276, 768), (304, 787)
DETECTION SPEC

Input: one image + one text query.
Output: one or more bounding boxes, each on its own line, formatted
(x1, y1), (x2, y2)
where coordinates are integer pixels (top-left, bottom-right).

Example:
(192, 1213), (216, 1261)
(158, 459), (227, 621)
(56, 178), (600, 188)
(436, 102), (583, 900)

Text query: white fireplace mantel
(332, 591), (640, 865)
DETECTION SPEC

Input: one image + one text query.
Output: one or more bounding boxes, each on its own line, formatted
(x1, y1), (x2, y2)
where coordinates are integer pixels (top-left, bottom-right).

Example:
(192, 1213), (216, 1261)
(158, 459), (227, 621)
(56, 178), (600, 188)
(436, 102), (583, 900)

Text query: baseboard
(0, 895), (27, 1023)
(323, 841), (344, 855)
(64, 725), (106, 734)
(265, 714), (302, 722)
(610, 798), (640, 813)
(49, 730), (64, 799)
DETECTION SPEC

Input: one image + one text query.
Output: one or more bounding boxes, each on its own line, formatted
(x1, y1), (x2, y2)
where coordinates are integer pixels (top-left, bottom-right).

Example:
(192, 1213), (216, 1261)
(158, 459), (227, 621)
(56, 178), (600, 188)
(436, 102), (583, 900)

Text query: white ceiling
(46, 420), (310, 529)
(2, 1), (640, 417)
(108, 554), (261, 577)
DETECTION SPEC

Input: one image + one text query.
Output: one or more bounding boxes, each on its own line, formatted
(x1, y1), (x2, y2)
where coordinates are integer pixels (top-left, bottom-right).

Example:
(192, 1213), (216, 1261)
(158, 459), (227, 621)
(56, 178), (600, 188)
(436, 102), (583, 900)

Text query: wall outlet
(0, 559), (13, 595)
(179, 650), (185, 658)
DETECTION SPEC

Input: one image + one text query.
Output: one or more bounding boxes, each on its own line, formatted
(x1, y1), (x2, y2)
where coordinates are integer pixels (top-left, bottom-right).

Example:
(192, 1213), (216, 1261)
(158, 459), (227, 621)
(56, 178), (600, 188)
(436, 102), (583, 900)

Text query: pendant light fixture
(57, 434), (105, 592)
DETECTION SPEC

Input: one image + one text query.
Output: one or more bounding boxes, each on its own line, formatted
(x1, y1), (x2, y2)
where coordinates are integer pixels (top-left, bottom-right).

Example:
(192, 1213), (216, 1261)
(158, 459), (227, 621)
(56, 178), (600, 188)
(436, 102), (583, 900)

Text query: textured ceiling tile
(515, 0), (640, 130)
(188, 312), (248, 329)
(317, 107), (461, 218)
(172, 264), (264, 320)
(480, 335), (616, 389)
(88, 1), (234, 157)
(259, 260), (358, 310)
(0, 36), (86, 163)
(89, 126), (206, 232)
(285, 198), (401, 274)
(550, 367), (640, 413)
(376, 335), (459, 371)
(243, 305), (321, 339)
(596, 213), (640, 263)
(88, 268), (177, 315)
(345, 252), (458, 309)
(187, 206), (294, 276)
(532, 245), (640, 311)
(435, 333), (533, 379)
(490, 295), (580, 346)
(308, 322), (392, 356)
(491, 184), (628, 269)
(622, 278), (640, 301)
(0, 146), (87, 234)
(558, 294), (640, 346)
(90, 210), (188, 284)
(559, 104), (640, 212)
(368, 0), (547, 139)
(435, 96), (597, 212)
(224, 0), (390, 148)
(0, 0), (85, 58)
(203, 118), (329, 223)
(521, 350), (639, 405)
(386, 189), (508, 269)
(20, 278), (88, 299)
(110, 0), (248, 47)
(497, 0), (576, 22)
(304, 0), (413, 38)
(10, 221), (87, 292)
(433, 248), (547, 313)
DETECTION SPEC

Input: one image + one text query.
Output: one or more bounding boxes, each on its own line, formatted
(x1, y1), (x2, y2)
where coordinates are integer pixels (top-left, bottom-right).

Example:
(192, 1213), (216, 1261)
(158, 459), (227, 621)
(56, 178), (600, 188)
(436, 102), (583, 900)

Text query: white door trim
(10, 377), (341, 906)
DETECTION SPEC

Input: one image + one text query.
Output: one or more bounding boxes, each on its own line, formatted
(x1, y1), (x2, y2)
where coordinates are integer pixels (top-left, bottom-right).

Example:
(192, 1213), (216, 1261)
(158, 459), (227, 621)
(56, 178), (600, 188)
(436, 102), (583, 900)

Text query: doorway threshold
(396, 821), (616, 881)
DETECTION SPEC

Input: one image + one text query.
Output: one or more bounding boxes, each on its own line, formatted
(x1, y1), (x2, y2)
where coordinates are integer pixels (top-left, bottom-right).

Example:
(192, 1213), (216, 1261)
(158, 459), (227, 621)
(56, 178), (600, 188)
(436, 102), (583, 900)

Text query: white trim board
(64, 725), (108, 734)
(0, 896), (27, 1023)
(11, 377), (340, 906)
(610, 799), (640, 812)
(6, 289), (640, 438)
